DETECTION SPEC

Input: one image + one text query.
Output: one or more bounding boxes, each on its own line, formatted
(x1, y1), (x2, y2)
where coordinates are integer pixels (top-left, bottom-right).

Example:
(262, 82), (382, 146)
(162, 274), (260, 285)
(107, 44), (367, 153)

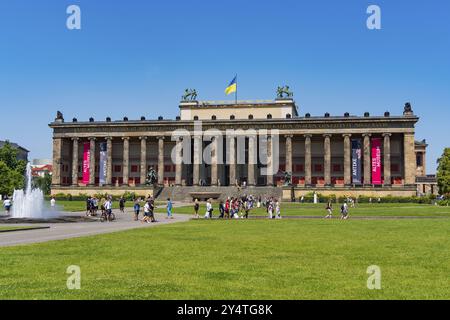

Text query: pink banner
(371, 138), (382, 185)
(82, 142), (90, 184)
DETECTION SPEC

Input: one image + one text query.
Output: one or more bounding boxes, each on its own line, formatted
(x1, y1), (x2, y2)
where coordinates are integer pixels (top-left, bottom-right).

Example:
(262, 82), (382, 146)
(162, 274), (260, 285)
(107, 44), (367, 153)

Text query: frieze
(52, 119), (415, 135)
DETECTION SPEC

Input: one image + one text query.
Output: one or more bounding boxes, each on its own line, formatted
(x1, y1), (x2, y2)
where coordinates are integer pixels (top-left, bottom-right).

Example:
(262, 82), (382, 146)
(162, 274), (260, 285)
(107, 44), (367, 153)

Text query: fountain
(11, 162), (56, 219)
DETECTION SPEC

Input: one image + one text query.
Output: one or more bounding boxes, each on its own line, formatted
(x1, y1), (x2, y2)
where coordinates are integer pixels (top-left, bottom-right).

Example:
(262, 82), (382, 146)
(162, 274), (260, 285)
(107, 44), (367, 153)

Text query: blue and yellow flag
(225, 76), (237, 95)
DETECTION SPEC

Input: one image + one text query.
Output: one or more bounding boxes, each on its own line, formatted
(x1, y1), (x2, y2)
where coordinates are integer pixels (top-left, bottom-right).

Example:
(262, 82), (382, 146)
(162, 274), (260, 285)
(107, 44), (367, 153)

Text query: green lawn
(0, 226), (40, 232)
(163, 202), (450, 217)
(0, 218), (449, 299)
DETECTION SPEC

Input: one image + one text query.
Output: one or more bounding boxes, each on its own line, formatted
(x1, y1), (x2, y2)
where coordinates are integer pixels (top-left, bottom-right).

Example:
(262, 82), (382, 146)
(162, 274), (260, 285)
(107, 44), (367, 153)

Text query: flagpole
(235, 74), (238, 105)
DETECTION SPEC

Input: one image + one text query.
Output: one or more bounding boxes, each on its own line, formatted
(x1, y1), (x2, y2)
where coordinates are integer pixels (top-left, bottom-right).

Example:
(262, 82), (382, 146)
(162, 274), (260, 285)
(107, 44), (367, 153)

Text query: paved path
(0, 209), (190, 247)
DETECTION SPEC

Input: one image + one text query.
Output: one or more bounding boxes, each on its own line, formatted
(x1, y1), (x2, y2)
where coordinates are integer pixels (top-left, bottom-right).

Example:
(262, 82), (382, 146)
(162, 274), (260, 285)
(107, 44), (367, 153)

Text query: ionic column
(139, 137), (147, 185)
(106, 137), (113, 186)
(157, 136), (165, 185)
(175, 137), (183, 186)
(52, 137), (62, 186)
(210, 137), (218, 186)
(248, 135), (257, 186)
(266, 136), (274, 186)
(122, 137), (130, 186)
(304, 134), (312, 186)
(343, 134), (352, 185)
(404, 133), (416, 185)
(193, 135), (202, 186)
(228, 136), (236, 186)
(363, 133), (371, 185)
(285, 135), (293, 175)
(324, 134), (332, 186)
(383, 133), (392, 186)
(71, 138), (79, 186)
(89, 137), (96, 186)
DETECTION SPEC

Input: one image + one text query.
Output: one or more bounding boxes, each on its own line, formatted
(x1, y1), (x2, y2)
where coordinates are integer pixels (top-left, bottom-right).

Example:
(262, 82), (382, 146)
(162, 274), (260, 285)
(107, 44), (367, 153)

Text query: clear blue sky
(0, 0), (449, 172)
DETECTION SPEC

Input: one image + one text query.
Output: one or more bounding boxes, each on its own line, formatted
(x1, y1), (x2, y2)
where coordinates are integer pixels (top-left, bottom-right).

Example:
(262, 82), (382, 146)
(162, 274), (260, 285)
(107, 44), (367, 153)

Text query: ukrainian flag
(225, 76), (237, 95)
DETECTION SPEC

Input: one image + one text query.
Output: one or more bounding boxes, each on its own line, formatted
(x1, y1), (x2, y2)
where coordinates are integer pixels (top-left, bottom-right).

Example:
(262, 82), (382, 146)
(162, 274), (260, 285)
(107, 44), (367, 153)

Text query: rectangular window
(314, 164), (323, 172)
(391, 164), (399, 173)
(131, 165), (138, 173)
(114, 165), (121, 173)
(295, 164), (304, 172)
(332, 164), (341, 173)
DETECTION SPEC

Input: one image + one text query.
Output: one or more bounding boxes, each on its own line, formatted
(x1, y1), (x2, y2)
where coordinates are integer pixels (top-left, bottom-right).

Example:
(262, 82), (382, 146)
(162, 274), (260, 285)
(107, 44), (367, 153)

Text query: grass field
(0, 214), (449, 299)
(0, 226), (40, 232)
(54, 200), (450, 217)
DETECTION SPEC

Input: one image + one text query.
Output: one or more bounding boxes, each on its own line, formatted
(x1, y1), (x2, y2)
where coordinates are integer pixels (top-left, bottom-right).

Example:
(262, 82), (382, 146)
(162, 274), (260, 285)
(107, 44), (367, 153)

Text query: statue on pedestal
(182, 89), (198, 101)
(145, 167), (158, 186)
(276, 86), (293, 99)
(284, 171), (292, 186)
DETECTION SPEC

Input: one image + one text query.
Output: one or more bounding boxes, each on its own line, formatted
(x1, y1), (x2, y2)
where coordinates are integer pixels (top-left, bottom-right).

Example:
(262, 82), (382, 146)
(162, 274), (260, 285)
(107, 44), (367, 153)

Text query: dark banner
(351, 139), (362, 185)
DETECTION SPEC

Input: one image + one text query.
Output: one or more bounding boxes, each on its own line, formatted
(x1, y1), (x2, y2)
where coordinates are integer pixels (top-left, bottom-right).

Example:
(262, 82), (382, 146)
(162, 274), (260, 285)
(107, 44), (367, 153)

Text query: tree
(436, 148), (450, 196)
(0, 141), (27, 196)
(33, 172), (52, 195)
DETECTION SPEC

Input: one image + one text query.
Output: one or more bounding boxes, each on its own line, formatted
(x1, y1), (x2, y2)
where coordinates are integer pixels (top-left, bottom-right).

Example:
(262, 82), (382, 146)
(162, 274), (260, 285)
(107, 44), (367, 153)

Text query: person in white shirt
(3, 197), (12, 214)
(50, 197), (56, 208)
(205, 200), (212, 219)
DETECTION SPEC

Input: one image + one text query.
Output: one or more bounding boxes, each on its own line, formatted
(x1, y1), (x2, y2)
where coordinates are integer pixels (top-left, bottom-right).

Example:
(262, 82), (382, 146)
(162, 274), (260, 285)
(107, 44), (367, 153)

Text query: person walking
(3, 197), (12, 215)
(193, 199), (200, 219)
(133, 198), (141, 221)
(268, 200), (273, 219)
(341, 201), (349, 220)
(166, 198), (173, 219)
(325, 200), (333, 218)
(143, 200), (151, 224)
(219, 200), (225, 218)
(50, 197), (56, 208)
(205, 199), (213, 219)
(275, 200), (281, 219)
(104, 197), (113, 222)
(119, 196), (126, 213)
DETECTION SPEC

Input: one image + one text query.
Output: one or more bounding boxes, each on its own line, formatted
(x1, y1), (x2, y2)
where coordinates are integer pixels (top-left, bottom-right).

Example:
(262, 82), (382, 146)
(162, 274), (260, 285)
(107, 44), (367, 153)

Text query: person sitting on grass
(325, 200), (333, 218)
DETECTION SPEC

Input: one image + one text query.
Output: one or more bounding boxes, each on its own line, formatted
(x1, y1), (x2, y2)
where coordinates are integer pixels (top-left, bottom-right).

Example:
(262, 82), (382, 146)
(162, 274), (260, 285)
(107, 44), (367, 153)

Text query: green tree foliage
(436, 148), (450, 196)
(0, 141), (27, 196)
(32, 172), (52, 195)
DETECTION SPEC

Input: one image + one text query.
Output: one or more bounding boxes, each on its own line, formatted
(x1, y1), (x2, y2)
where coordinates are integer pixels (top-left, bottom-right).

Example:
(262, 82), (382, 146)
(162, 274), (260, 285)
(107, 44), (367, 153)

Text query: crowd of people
(198, 195), (282, 220)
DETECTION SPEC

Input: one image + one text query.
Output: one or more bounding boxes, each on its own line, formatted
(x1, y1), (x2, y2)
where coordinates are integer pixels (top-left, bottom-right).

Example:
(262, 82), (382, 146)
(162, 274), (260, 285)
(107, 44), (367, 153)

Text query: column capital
(303, 134), (312, 139)
(362, 133), (372, 138)
(323, 133), (332, 138)
(139, 136), (148, 140)
(342, 133), (352, 138)
(121, 137), (130, 141)
(71, 137), (79, 141)
(157, 135), (165, 140)
(89, 137), (97, 141)
(284, 134), (293, 139)
(382, 133), (392, 137)
(105, 136), (113, 141)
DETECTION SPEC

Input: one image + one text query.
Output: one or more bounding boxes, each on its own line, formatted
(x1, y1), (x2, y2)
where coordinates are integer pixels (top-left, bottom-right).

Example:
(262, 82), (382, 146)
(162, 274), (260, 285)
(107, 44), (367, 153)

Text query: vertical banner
(371, 138), (382, 185)
(351, 139), (362, 185)
(99, 142), (107, 185)
(82, 142), (90, 185)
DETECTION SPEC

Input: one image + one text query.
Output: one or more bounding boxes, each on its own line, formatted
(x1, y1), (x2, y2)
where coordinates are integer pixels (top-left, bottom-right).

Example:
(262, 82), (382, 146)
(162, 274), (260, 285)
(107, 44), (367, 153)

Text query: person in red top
(225, 198), (230, 219)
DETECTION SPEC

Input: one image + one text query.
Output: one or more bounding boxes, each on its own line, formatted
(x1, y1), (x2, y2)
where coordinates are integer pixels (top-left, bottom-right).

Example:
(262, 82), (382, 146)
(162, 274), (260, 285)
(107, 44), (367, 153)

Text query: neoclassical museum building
(49, 95), (436, 200)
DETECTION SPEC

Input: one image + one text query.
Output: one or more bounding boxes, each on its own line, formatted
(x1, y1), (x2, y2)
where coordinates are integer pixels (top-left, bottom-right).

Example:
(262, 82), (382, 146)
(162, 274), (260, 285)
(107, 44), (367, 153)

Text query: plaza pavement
(0, 208), (190, 247)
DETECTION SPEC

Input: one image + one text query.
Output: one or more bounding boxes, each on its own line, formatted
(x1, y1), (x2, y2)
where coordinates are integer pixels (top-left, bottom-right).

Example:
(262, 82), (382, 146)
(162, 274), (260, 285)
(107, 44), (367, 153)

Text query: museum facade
(49, 97), (435, 200)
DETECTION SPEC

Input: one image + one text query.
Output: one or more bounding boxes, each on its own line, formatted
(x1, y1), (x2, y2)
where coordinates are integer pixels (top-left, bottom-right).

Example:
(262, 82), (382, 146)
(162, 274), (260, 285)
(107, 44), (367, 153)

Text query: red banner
(82, 142), (90, 185)
(371, 138), (382, 185)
